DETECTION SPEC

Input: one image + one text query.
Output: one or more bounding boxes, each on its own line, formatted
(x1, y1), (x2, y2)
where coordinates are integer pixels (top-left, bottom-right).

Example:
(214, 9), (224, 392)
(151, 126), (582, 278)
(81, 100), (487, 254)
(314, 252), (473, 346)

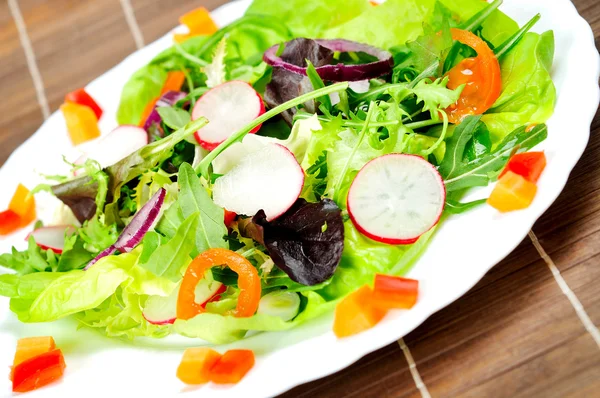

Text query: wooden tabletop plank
(18, 0), (137, 113)
(0, 0), (45, 166)
(0, 0), (599, 397)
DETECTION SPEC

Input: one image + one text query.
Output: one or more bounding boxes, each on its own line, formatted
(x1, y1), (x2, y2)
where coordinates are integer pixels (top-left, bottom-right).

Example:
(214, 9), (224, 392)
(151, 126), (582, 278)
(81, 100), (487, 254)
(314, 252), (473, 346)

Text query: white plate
(0, 1), (598, 397)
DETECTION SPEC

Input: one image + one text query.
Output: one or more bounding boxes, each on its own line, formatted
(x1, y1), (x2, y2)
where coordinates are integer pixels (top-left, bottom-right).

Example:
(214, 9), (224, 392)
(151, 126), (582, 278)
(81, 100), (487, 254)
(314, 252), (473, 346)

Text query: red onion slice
(114, 188), (166, 253)
(263, 39), (393, 82)
(84, 188), (166, 270)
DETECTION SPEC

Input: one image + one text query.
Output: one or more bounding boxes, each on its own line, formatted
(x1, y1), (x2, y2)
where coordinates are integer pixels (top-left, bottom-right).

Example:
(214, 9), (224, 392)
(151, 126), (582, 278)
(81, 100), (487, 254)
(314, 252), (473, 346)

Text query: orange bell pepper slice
(372, 274), (419, 310)
(12, 349), (66, 393)
(162, 71), (186, 93)
(61, 102), (101, 145)
(177, 347), (222, 385)
(177, 248), (261, 320)
(445, 28), (502, 124)
(0, 210), (21, 236)
(209, 349), (255, 384)
(174, 7), (218, 43)
(333, 285), (387, 338)
(11, 337), (56, 381)
(499, 151), (546, 183)
(9, 184), (36, 227)
(65, 88), (103, 120)
(488, 171), (537, 212)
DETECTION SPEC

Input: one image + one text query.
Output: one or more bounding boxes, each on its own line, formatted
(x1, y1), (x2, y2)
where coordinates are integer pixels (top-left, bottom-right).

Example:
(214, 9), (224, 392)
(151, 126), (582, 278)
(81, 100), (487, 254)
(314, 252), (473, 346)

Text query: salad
(0, 0), (555, 348)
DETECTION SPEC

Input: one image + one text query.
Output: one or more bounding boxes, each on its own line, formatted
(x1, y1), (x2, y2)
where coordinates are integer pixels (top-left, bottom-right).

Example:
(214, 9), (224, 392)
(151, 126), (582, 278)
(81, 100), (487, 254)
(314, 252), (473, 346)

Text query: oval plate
(0, 0), (598, 396)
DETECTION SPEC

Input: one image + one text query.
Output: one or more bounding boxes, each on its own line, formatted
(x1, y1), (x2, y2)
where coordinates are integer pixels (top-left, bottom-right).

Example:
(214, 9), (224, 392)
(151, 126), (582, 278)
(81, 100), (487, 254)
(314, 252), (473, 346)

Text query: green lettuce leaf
(116, 65), (167, 125)
(319, 222), (435, 300)
(245, 0), (369, 38)
(9, 250), (138, 322)
(324, 0), (435, 50)
(483, 31), (556, 142)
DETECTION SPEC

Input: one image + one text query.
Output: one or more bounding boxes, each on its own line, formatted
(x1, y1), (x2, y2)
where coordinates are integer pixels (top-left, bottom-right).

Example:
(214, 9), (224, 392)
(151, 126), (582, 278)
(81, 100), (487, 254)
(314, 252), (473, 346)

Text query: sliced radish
(192, 81), (265, 151)
(28, 226), (77, 254)
(347, 154), (445, 245)
(75, 125), (148, 173)
(143, 279), (224, 325)
(213, 143), (304, 221)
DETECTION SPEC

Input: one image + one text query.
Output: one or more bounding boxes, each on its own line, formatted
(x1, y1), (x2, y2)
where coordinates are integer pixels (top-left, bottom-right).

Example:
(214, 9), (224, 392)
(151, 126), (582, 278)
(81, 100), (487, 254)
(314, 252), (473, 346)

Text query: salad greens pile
(0, 0), (555, 344)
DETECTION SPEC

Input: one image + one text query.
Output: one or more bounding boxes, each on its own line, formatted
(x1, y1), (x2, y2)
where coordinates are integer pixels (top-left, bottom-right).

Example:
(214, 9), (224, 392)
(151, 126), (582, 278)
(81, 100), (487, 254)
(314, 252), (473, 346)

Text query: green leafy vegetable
(141, 213), (198, 281)
(245, 0), (369, 38)
(177, 163), (228, 254)
(116, 65), (168, 125)
(440, 117), (548, 192)
(483, 31), (556, 142)
(156, 107), (191, 130)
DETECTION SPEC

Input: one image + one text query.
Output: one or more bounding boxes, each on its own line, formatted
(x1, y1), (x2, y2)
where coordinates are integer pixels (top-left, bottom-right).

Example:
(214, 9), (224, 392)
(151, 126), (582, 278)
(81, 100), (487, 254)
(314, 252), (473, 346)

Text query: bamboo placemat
(1, 0), (599, 396)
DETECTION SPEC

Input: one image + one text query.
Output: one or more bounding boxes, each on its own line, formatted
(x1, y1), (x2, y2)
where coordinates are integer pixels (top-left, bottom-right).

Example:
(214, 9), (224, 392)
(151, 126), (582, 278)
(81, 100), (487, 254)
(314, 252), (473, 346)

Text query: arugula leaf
(445, 198), (487, 214)
(141, 213), (198, 281)
(177, 163), (228, 254)
(305, 61), (332, 112)
(156, 202), (185, 239)
(139, 231), (166, 264)
(440, 119), (548, 192)
(156, 107), (191, 130)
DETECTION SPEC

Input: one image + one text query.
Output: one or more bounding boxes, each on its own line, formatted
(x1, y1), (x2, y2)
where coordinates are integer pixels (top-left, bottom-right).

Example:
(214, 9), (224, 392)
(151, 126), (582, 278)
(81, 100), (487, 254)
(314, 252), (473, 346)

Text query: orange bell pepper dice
(9, 184), (36, 227)
(488, 171), (537, 212)
(12, 349), (66, 393)
(499, 151), (546, 183)
(174, 7), (218, 43)
(372, 274), (419, 310)
(177, 347), (222, 385)
(0, 210), (22, 236)
(11, 336), (56, 380)
(333, 285), (387, 338)
(65, 88), (103, 120)
(209, 350), (255, 384)
(61, 102), (101, 145)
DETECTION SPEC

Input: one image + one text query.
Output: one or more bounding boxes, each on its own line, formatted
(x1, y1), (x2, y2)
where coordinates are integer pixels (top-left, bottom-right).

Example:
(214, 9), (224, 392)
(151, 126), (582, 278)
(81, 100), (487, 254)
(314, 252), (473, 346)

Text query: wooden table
(1, 0), (599, 396)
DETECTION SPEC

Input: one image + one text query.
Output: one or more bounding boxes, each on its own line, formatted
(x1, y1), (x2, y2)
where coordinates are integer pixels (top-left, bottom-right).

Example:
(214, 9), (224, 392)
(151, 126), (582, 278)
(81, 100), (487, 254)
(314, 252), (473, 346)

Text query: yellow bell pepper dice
(60, 102), (101, 146)
(487, 171), (537, 213)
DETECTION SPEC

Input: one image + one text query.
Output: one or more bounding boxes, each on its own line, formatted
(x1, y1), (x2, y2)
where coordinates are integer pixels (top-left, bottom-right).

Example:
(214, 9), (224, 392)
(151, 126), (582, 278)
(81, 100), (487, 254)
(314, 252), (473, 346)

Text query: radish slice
(192, 81), (265, 151)
(28, 226), (77, 254)
(213, 143), (305, 221)
(143, 279), (224, 325)
(347, 154), (445, 245)
(75, 125), (148, 174)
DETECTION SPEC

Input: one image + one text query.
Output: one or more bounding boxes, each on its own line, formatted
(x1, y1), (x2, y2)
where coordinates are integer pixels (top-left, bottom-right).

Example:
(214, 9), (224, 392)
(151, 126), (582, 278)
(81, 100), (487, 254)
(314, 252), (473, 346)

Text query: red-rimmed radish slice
(213, 143), (304, 221)
(192, 81), (265, 151)
(347, 154), (445, 245)
(143, 279), (224, 325)
(28, 226), (77, 254)
(75, 125), (148, 174)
